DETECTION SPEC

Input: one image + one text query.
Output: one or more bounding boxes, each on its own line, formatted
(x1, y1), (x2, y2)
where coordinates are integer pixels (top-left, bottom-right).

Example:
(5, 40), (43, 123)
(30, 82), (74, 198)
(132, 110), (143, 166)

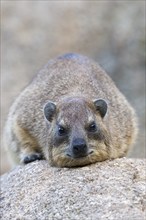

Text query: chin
(51, 151), (109, 168)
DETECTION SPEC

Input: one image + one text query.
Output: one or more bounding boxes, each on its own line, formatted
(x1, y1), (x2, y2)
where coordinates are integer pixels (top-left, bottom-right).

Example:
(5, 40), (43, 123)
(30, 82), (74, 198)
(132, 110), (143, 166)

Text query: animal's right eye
(58, 125), (67, 136)
(87, 122), (97, 132)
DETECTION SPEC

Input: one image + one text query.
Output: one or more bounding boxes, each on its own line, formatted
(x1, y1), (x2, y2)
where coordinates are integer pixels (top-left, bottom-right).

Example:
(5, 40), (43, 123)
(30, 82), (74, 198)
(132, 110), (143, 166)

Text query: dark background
(1, 1), (145, 174)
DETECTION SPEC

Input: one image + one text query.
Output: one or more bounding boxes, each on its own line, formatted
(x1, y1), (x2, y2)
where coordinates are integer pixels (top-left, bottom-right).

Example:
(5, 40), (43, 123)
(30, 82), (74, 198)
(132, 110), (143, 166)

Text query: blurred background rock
(1, 1), (145, 174)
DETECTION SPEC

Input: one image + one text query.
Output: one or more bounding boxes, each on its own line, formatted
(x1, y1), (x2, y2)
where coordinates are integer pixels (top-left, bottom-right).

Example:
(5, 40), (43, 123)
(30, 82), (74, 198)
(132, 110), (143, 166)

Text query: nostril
(72, 143), (87, 157)
(72, 138), (88, 157)
(74, 144), (86, 151)
(73, 144), (86, 153)
(73, 146), (79, 153)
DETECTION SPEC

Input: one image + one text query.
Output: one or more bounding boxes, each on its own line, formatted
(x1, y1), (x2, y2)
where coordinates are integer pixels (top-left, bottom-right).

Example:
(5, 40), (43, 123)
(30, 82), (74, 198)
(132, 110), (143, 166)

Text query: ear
(93, 99), (107, 118)
(43, 101), (56, 122)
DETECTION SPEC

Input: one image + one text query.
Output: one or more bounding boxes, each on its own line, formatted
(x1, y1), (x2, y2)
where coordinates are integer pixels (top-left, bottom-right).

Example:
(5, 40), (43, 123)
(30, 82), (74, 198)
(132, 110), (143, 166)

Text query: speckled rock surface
(0, 158), (146, 220)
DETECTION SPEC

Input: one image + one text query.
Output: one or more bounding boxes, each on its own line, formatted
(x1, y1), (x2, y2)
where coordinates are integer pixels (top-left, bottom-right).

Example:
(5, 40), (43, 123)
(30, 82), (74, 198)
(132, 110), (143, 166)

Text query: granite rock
(0, 158), (146, 220)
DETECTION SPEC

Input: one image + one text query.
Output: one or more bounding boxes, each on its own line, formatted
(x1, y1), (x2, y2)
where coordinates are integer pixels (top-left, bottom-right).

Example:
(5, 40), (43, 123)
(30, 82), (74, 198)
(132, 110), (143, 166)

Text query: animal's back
(11, 53), (126, 105)
(10, 53), (134, 127)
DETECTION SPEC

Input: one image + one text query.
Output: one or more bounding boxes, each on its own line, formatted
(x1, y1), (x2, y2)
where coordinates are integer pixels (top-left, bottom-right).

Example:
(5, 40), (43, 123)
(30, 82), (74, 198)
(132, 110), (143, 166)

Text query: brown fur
(3, 53), (138, 167)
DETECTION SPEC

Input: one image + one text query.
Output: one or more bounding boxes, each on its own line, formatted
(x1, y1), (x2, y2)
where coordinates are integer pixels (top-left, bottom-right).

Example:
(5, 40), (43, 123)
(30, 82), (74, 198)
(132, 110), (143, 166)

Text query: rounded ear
(43, 101), (56, 122)
(93, 99), (107, 118)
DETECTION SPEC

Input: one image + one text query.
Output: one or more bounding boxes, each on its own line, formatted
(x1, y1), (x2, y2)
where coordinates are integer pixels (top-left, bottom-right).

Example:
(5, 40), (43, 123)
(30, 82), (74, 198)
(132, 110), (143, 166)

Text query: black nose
(72, 138), (87, 158)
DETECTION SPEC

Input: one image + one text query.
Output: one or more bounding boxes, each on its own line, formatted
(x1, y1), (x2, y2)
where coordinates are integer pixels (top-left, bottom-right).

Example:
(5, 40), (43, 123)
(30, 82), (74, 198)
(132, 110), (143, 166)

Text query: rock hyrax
(4, 53), (138, 167)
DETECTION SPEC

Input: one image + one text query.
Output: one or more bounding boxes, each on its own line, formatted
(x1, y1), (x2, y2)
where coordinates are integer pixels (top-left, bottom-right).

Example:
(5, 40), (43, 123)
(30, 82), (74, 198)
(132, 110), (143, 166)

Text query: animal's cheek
(88, 140), (109, 152)
(51, 144), (70, 167)
(88, 140), (109, 158)
(50, 133), (69, 148)
(87, 130), (105, 141)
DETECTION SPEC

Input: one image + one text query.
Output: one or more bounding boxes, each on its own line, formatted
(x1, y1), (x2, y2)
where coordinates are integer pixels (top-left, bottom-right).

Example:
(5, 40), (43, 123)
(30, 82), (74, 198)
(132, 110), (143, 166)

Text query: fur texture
(4, 53), (138, 167)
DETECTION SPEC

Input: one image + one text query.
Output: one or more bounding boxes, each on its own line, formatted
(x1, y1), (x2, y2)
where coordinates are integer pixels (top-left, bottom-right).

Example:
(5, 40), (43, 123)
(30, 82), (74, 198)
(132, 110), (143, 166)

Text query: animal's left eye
(88, 122), (97, 132)
(58, 125), (67, 136)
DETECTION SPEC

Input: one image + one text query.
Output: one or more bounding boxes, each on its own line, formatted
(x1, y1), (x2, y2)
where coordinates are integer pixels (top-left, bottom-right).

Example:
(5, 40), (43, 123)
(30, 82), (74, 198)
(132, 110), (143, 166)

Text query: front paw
(23, 153), (43, 164)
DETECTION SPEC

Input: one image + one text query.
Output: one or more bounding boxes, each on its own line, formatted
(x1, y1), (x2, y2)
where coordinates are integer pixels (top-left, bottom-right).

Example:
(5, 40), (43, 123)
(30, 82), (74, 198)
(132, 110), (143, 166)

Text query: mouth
(66, 150), (94, 159)
(52, 150), (97, 167)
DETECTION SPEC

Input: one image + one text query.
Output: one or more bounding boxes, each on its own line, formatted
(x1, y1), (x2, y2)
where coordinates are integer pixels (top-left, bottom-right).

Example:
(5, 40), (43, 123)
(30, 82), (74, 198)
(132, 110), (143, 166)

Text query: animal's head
(43, 97), (111, 167)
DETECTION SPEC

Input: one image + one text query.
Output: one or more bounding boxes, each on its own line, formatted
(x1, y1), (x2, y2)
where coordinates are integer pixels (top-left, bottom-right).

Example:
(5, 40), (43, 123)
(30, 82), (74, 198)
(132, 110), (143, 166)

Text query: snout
(72, 138), (88, 158)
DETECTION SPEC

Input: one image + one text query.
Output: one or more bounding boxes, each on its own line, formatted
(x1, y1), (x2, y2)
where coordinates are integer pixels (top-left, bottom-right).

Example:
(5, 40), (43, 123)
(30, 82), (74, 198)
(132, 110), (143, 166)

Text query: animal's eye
(58, 125), (67, 136)
(88, 122), (97, 132)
